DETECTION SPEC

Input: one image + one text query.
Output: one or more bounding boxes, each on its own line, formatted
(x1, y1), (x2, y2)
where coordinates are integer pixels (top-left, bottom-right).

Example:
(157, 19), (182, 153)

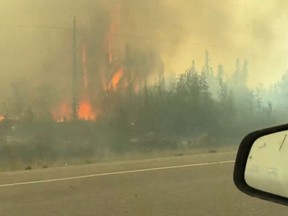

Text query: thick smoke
(0, 0), (288, 113)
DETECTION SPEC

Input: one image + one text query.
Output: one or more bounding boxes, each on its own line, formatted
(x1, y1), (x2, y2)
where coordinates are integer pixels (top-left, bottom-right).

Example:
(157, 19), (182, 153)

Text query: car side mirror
(234, 123), (288, 206)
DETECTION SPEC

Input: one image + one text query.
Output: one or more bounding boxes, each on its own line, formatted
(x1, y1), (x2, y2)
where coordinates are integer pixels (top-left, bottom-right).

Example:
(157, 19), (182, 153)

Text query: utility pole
(72, 16), (78, 120)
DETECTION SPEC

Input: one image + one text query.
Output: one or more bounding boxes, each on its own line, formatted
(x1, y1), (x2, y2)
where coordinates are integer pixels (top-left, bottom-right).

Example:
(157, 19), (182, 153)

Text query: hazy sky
(0, 0), (288, 94)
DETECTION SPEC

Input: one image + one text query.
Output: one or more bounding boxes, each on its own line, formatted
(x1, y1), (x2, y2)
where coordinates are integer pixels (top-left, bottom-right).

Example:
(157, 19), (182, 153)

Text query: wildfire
(4, 4), (148, 124)
(50, 4), (127, 122)
(78, 100), (97, 121)
(107, 68), (124, 91)
(0, 115), (5, 122)
(78, 43), (97, 121)
(51, 43), (97, 122)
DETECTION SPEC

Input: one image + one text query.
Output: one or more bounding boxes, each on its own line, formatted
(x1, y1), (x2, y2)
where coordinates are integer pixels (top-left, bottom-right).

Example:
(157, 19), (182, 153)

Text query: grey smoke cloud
(0, 0), (287, 100)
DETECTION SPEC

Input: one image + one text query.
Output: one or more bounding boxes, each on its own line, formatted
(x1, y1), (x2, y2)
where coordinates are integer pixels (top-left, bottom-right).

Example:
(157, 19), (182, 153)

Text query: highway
(0, 152), (287, 216)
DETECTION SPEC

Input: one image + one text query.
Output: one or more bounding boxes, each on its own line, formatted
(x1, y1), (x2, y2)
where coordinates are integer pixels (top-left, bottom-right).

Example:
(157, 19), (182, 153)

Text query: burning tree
(47, 3), (163, 123)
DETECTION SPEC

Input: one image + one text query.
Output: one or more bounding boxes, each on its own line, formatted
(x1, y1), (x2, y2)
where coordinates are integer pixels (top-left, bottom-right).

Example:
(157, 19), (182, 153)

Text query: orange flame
(0, 114), (5, 122)
(51, 5), (126, 122)
(107, 68), (124, 91)
(78, 43), (97, 121)
(78, 100), (96, 121)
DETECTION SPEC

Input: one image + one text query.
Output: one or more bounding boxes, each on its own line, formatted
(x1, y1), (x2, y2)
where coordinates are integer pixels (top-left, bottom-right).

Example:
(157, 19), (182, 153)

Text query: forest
(0, 50), (287, 170)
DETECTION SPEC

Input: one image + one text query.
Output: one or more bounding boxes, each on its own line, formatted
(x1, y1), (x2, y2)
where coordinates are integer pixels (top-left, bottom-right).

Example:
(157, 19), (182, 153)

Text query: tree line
(0, 51), (285, 159)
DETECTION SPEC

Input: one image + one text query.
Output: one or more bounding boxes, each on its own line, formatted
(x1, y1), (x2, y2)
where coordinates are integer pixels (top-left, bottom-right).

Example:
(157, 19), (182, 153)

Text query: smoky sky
(0, 0), (288, 101)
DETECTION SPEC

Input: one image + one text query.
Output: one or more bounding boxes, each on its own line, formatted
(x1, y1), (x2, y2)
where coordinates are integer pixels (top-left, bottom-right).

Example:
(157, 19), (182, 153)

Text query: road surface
(0, 152), (287, 216)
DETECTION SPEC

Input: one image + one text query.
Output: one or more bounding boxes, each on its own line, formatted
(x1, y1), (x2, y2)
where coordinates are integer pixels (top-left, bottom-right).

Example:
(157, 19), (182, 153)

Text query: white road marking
(0, 160), (235, 188)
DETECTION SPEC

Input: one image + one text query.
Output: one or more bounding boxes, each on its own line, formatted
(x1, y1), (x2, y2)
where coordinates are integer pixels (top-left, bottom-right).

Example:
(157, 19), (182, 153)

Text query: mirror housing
(234, 123), (288, 206)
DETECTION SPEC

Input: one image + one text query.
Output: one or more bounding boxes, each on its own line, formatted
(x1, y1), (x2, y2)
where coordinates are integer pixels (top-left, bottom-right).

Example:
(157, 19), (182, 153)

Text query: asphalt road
(0, 152), (287, 216)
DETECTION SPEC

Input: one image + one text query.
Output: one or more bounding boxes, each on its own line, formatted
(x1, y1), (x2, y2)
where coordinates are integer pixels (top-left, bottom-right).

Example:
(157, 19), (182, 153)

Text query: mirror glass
(245, 130), (288, 198)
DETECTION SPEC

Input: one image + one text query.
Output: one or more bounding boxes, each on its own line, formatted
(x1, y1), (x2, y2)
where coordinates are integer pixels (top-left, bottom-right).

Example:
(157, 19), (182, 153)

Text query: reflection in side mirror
(234, 124), (288, 206)
(245, 131), (288, 198)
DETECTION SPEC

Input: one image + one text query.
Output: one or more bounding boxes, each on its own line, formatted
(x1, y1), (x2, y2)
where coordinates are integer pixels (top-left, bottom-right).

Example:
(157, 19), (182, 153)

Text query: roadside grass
(0, 143), (238, 172)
